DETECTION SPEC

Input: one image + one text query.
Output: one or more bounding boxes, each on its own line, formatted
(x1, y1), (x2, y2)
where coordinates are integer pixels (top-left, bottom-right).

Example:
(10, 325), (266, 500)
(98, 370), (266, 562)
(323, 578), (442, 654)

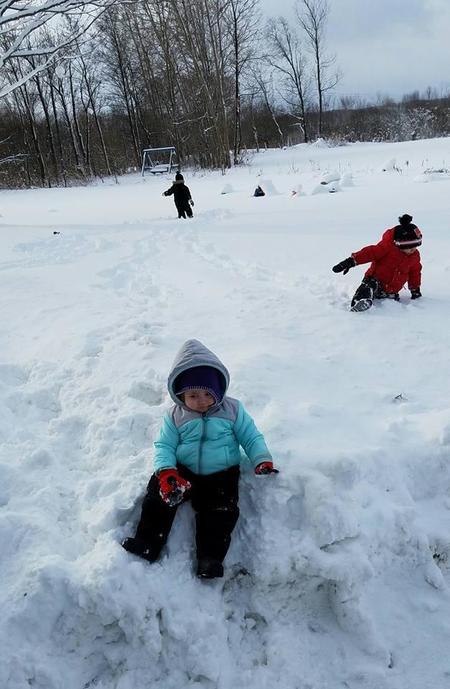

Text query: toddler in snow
(163, 171), (194, 219)
(122, 339), (278, 579)
(332, 213), (422, 312)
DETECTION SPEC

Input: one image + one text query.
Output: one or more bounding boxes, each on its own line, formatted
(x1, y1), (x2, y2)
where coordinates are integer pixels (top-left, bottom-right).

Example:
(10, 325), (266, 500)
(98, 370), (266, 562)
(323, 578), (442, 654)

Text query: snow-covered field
(1, 137), (450, 689)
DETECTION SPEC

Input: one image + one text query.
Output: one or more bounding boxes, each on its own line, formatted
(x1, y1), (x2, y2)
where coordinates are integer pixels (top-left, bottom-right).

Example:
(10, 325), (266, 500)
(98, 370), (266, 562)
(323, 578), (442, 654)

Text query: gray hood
(167, 339), (230, 405)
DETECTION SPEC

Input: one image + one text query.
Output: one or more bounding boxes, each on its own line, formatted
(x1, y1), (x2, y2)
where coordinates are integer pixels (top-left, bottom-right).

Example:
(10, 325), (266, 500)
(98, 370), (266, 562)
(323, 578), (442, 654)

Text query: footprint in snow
(79, 334), (103, 358)
(5, 387), (61, 422)
(49, 415), (88, 448)
(128, 380), (166, 406)
(0, 363), (29, 387)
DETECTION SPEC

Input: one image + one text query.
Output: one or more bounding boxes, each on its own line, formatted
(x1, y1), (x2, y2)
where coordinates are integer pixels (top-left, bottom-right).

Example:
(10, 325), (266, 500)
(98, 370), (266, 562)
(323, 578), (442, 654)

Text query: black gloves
(410, 288), (422, 300)
(332, 257), (356, 275)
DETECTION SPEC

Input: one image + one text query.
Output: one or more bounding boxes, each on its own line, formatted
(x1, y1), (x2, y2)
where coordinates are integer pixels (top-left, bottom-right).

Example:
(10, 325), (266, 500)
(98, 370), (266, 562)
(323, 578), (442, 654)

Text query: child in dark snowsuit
(332, 214), (423, 312)
(122, 339), (278, 579)
(163, 171), (194, 218)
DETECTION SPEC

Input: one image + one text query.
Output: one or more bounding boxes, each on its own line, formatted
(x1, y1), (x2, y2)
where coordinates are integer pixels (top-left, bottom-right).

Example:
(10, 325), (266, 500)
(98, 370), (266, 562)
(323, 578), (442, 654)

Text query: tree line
(0, 0), (448, 188)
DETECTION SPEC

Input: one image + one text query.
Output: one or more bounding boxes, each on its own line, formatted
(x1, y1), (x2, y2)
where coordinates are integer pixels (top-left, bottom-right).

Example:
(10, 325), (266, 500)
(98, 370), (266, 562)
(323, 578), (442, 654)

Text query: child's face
(401, 247), (417, 255)
(182, 389), (216, 412)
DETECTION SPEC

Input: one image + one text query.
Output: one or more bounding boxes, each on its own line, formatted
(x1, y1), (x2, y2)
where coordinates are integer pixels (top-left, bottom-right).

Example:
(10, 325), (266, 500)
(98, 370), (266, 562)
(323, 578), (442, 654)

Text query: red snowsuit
(351, 228), (421, 294)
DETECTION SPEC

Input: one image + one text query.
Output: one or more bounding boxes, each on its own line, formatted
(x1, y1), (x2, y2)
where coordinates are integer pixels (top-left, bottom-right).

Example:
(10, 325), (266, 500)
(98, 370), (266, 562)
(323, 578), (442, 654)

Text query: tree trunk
(34, 70), (59, 185)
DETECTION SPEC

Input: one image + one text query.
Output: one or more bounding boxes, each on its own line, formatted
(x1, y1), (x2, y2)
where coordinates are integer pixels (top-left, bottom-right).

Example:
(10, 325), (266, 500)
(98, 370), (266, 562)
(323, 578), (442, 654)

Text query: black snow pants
(134, 464), (240, 563)
(351, 276), (400, 309)
(176, 201), (193, 219)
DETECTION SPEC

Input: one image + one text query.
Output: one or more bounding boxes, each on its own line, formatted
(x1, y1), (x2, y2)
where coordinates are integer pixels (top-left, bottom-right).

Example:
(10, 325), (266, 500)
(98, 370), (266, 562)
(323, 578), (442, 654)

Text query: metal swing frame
(141, 146), (177, 175)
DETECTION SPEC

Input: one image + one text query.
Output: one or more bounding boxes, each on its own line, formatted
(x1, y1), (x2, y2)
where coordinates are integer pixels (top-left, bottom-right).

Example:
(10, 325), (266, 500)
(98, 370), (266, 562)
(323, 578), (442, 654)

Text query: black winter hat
(393, 214), (422, 248)
(175, 171), (184, 181)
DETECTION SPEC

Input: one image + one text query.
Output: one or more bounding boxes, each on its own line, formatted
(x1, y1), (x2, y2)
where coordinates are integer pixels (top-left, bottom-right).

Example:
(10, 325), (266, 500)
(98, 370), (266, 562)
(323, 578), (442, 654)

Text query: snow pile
(259, 178), (279, 195)
(312, 181), (340, 194)
(310, 138), (330, 148)
(414, 168), (450, 183)
(320, 170), (341, 184)
(1, 136), (450, 689)
(291, 183), (306, 198)
(381, 158), (398, 172)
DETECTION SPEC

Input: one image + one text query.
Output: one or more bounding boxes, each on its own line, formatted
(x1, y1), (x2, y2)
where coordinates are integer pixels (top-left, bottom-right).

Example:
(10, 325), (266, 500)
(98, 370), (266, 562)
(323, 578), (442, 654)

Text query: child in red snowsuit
(332, 214), (422, 312)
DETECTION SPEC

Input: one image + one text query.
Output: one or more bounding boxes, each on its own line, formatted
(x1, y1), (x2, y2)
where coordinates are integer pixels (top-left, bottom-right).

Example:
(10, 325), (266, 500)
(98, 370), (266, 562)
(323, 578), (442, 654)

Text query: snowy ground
(1, 137), (450, 689)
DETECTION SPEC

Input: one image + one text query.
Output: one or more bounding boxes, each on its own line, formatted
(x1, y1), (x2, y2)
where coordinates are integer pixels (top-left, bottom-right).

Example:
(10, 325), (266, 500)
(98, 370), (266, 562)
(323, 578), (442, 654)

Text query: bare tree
(166, 0), (233, 169)
(250, 65), (285, 147)
(30, 61), (61, 183)
(139, 0), (185, 159)
(99, 9), (142, 164)
(77, 45), (115, 178)
(51, 66), (88, 177)
(224, 0), (261, 164)
(266, 16), (310, 142)
(10, 64), (49, 184)
(296, 0), (340, 137)
(0, 0), (115, 98)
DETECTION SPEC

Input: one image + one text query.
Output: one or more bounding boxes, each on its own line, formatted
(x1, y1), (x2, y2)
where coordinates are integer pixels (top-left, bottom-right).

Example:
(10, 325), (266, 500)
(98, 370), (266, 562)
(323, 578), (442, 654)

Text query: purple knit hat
(174, 366), (224, 403)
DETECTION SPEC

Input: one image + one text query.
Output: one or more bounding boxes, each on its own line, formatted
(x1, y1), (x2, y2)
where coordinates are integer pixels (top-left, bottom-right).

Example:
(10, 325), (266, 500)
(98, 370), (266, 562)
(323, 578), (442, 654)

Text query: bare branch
(0, 0), (118, 96)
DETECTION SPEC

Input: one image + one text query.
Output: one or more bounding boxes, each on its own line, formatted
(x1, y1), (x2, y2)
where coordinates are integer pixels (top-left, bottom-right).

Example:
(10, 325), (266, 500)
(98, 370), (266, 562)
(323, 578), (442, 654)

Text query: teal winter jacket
(153, 340), (272, 475)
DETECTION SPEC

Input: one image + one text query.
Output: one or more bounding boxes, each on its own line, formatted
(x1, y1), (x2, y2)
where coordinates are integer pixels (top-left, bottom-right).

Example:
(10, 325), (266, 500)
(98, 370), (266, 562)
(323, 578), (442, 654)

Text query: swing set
(141, 147), (177, 175)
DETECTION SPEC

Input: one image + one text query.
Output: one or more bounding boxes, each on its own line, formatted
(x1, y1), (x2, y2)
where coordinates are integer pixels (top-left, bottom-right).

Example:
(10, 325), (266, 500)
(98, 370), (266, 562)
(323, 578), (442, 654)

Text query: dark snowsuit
(135, 464), (240, 564)
(164, 181), (193, 218)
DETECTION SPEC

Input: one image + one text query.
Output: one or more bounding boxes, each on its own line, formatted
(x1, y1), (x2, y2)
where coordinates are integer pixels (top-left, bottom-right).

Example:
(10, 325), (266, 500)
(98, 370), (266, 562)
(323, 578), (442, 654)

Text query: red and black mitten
(158, 469), (191, 506)
(255, 461), (279, 475)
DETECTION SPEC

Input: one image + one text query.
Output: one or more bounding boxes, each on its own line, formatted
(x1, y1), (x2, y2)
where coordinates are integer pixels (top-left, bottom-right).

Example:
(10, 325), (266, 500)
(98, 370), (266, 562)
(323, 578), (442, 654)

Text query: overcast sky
(259, 0), (450, 101)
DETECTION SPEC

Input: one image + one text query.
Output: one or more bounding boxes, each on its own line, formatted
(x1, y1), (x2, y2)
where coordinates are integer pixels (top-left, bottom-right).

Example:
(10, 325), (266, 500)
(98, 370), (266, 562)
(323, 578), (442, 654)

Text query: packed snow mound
(312, 181), (340, 194)
(381, 157), (398, 172)
(221, 183), (235, 194)
(259, 178), (279, 195)
(320, 171), (341, 184)
(1, 135), (450, 689)
(291, 183), (306, 198)
(310, 137), (330, 148)
(414, 168), (450, 183)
